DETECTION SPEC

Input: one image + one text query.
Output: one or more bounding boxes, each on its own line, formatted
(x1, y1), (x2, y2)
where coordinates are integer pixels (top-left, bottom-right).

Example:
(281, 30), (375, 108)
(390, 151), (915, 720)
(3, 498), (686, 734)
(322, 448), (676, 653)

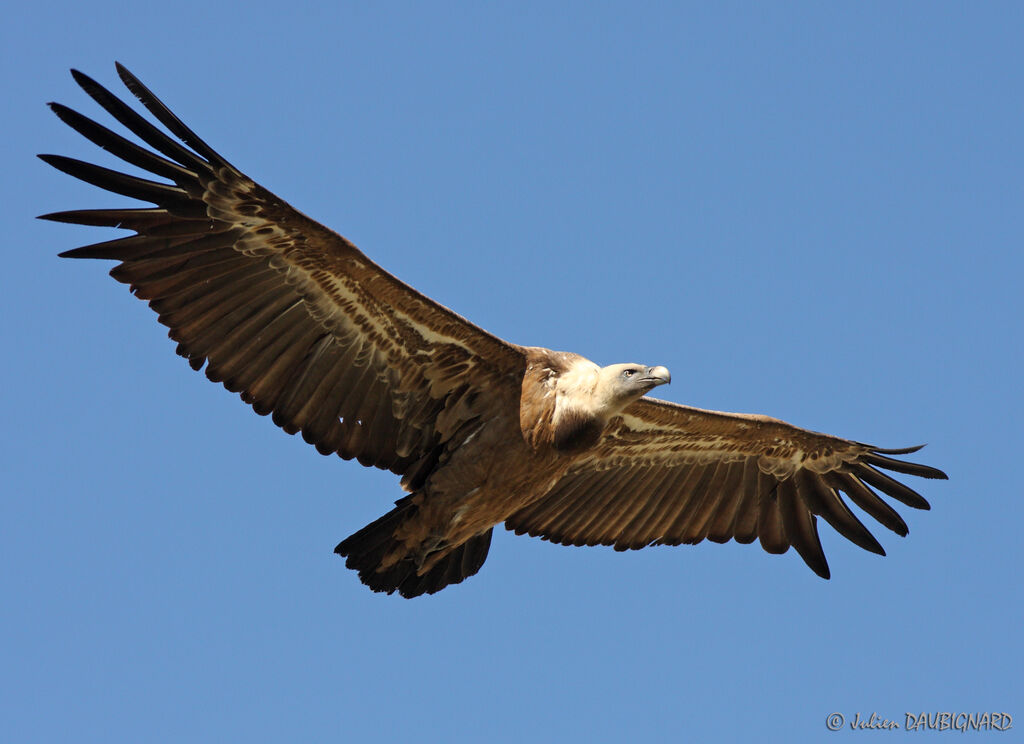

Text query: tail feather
(335, 498), (492, 598)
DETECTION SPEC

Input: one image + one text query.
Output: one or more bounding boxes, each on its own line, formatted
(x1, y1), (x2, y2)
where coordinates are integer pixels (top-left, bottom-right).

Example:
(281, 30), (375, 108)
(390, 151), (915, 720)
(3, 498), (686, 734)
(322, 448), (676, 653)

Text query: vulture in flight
(40, 64), (947, 598)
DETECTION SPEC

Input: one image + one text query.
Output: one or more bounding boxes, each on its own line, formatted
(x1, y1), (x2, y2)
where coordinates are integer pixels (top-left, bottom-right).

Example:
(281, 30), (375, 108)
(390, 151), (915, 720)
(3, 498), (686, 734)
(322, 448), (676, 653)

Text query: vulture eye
(622, 369), (636, 378)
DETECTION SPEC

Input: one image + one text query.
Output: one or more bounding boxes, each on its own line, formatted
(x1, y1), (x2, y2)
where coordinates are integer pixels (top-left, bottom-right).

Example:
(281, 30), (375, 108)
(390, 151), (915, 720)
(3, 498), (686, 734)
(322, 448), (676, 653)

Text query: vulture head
(546, 361), (672, 452)
(593, 363), (672, 415)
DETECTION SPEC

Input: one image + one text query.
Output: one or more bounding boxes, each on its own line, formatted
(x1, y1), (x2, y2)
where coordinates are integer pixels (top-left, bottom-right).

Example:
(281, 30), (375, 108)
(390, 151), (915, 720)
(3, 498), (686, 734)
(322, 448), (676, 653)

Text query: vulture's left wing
(506, 398), (947, 578)
(40, 65), (526, 484)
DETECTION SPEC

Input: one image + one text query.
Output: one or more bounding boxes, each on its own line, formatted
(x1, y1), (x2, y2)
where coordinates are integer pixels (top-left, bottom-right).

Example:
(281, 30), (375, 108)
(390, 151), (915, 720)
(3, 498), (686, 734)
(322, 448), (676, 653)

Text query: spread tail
(334, 497), (492, 598)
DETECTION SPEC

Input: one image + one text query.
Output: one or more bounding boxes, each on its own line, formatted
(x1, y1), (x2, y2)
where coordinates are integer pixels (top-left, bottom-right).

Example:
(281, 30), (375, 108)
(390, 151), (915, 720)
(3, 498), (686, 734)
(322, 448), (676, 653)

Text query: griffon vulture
(40, 65), (947, 598)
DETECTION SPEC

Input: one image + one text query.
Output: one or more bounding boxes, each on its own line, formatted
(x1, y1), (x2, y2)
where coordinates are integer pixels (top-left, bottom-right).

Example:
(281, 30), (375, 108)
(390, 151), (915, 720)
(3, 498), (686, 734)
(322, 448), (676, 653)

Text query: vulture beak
(641, 366), (671, 388)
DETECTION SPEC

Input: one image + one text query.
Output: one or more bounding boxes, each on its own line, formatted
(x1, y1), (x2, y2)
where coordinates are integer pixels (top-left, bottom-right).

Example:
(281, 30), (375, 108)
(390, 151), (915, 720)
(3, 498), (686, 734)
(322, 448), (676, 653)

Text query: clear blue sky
(3, 2), (1021, 742)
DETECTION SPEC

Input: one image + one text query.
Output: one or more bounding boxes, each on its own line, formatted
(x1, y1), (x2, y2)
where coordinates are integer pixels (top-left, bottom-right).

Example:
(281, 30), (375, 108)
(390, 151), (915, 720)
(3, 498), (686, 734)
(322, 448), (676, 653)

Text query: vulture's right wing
(41, 64), (526, 486)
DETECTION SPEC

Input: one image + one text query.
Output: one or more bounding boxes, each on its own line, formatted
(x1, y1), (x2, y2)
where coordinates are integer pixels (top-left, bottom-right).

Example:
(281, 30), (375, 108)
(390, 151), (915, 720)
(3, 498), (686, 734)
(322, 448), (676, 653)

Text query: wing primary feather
(862, 451), (947, 480)
(69, 68), (215, 175)
(56, 234), (156, 261)
(827, 472), (909, 537)
(779, 475), (830, 578)
(37, 154), (189, 206)
(855, 462), (935, 509)
(39, 207), (170, 228)
(46, 103), (196, 184)
(107, 216), (223, 240)
(796, 470), (885, 556)
(869, 444), (925, 455)
(115, 62), (240, 174)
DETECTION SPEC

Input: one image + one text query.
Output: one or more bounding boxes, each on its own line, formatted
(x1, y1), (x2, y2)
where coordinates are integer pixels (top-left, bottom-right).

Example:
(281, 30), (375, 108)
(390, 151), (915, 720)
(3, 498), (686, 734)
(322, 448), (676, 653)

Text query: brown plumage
(40, 64), (947, 598)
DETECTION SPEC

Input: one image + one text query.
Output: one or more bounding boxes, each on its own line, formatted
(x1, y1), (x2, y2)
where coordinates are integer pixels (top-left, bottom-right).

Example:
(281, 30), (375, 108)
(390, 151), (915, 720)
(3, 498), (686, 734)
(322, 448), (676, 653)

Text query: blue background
(4, 2), (1020, 741)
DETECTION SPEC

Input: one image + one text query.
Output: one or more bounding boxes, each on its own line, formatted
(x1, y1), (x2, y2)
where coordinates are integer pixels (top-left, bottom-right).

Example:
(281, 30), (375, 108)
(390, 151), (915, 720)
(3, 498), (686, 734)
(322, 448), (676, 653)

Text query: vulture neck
(552, 361), (628, 452)
(520, 351), (633, 454)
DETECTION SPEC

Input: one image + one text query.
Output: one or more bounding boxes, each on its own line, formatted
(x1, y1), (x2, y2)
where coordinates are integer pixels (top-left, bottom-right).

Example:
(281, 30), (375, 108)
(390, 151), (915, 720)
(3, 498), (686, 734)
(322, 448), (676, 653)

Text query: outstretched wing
(41, 64), (525, 486)
(506, 397), (947, 578)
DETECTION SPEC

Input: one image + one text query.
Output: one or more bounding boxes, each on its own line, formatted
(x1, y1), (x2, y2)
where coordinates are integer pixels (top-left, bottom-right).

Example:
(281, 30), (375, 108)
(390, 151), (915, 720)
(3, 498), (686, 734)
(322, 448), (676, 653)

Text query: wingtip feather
(866, 445), (948, 481)
(37, 153), (65, 170)
(871, 443), (926, 455)
(69, 68), (104, 96)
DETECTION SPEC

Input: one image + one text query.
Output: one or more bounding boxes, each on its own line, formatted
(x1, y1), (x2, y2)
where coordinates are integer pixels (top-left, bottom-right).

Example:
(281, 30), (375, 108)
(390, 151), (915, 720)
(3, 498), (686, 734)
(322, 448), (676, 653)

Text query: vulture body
(41, 65), (947, 598)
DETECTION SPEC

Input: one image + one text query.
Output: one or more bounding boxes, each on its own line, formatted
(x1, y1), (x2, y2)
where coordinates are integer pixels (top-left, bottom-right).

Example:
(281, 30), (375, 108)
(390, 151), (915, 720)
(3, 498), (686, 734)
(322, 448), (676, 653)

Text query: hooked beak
(640, 365), (671, 388)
